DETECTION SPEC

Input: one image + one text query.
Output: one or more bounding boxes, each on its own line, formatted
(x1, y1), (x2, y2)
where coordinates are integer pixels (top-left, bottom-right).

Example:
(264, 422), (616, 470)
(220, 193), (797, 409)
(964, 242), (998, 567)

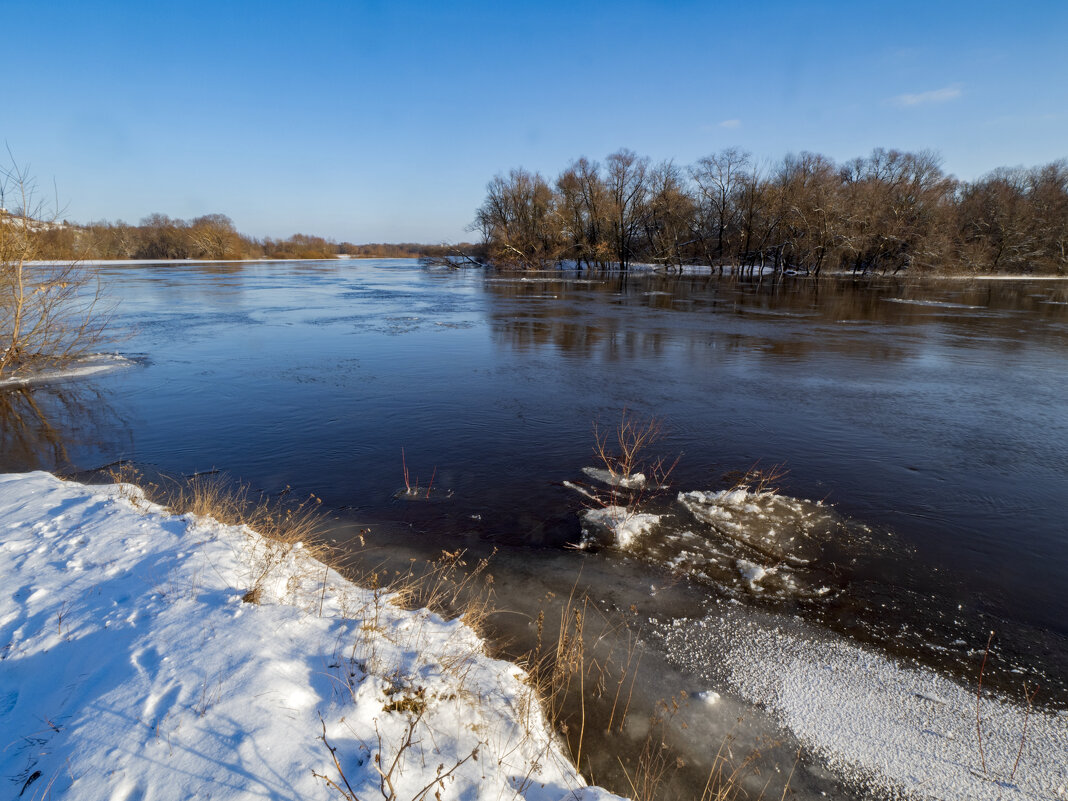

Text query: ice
(654, 610), (1068, 801)
(736, 558), (776, 589)
(882, 298), (984, 310)
(0, 353), (134, 387)
(572, 481), (859, 602)
(582, 466), (647, 489)
(581, 505), (661, 548)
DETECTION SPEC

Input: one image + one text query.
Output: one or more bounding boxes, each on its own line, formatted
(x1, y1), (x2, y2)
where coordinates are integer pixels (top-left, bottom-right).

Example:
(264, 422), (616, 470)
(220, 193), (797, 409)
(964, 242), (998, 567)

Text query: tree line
(17, 212), (475, 262)
(470, 148), (1068, 275)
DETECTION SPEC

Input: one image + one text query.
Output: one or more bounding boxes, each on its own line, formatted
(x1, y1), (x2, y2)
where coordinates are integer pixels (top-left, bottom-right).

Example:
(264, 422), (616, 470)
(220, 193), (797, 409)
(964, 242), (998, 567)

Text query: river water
(3, 259), (1066, 798)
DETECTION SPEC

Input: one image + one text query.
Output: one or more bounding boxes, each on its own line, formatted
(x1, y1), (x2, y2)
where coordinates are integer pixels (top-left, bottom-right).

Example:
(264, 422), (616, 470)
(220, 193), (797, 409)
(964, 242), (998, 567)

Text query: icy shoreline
(652, 609), (1068, 801)
(0, 354), (135, 388)
(0, 472), (619, 801)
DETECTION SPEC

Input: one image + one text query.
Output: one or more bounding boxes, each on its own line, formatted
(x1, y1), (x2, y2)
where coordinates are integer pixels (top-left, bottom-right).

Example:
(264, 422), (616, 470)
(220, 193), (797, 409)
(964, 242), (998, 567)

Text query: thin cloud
(719, 119), (741, 129)
(891, 85), (962, 108)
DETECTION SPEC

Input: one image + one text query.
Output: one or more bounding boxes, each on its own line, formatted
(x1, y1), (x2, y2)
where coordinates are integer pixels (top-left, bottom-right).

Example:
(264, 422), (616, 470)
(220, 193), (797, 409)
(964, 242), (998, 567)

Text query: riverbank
(0, 472), (618, 801)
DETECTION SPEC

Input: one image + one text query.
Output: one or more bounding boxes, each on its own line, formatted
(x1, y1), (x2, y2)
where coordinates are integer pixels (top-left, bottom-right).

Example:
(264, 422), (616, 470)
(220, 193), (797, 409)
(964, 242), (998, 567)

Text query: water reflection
(483, 272), (1068, 361)
(0, 383), (131, 474)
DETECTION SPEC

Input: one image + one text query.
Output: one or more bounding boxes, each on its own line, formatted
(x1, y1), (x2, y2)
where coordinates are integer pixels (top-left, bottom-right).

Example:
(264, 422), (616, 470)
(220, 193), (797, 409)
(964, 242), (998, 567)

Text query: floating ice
(0, 353), (135, 387)
(882, 298), (984, 310)
(570, 479), (862, 601)
(581, 506), (661, 548)
(582, 466), (647, 490)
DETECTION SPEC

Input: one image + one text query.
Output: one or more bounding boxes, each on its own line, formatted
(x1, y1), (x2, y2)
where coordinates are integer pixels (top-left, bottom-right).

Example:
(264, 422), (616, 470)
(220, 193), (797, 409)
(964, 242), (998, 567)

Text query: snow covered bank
(0, 472), (621, 801)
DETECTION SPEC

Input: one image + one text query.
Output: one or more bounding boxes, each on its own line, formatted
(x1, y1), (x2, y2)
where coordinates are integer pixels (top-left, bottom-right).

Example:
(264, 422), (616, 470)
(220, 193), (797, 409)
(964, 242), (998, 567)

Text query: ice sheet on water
(581, 466), (647, 489)
(0, 353), (135, 388)
(652, 610), (1068, 801)
(570, 478), (867, 601)
(881, 298), (984, 310)
(677, 487), (839, 566)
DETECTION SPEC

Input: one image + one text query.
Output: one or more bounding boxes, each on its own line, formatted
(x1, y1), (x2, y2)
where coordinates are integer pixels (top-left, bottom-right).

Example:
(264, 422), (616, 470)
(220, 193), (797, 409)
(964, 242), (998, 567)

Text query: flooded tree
(604, 148), (650, 271)
(471, 147), (1068, 275)
(690, 147), (751, 269)
(474, 168), (563, 268)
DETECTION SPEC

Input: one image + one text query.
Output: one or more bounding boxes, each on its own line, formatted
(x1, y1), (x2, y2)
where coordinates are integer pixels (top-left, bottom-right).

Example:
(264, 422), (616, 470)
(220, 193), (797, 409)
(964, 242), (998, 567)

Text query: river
(3, 259), (1066, 799)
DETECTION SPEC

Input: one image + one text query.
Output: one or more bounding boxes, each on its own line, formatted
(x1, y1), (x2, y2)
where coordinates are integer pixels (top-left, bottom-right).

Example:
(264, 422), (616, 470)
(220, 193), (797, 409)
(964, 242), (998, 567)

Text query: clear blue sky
(4, 0), (1066, 242)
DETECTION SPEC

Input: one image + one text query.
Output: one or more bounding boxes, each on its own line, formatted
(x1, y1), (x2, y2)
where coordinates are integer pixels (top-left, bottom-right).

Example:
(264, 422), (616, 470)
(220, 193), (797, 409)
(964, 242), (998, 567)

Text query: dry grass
(724, 463), (789, 496)
(107, 463), (333, 602)
(515, 586), (791, 801)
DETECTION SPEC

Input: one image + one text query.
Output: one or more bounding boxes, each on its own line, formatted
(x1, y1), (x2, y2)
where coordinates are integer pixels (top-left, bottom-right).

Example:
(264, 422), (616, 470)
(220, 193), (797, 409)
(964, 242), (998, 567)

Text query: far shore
(26, 256), (1068, 280)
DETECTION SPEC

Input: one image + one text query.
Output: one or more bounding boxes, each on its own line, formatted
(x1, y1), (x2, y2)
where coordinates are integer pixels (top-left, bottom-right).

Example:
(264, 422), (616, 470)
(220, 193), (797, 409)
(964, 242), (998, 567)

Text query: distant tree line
(22, 212), (476, 263)
(471, 148), (1068, 275)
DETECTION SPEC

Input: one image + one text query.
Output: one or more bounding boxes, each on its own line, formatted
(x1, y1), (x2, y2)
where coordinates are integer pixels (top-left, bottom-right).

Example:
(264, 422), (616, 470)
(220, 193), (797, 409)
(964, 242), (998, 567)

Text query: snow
(579, 506), (661, 549)
(0, 472), (623, 801)
(654, 610), (1068, 801)
(735, 558), (775, 589)
(0, 354), (134, 388)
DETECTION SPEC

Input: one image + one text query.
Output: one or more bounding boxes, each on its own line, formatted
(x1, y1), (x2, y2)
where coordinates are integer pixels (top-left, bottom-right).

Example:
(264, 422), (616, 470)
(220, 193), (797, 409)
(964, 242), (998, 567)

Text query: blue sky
(4, 0), (1067, 242)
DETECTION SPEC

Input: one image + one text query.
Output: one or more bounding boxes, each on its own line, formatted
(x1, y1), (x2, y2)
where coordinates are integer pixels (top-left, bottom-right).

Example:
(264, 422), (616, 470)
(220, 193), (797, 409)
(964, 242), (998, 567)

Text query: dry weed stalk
(519, 586), (645, 783)
(973, 630), (1041, 787)
(398, 448), (439, 500)
(975, 630), (994, 777)
(519, 585), (780, 801)
(620, 705), (783, 801)
(314, 706), (480, 801)
(726, 462), (788, 496)
(593, 410), (664, 484)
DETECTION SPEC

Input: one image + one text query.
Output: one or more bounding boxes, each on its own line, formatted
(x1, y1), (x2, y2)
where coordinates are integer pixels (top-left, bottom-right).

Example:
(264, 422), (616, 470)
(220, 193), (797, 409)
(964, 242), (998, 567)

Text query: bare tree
(188, 213), (243, 260)
(474, 168), (563, 268)
(0, 158), (108, 379)
(643, 160), (694, 270)
(605, 149), (650, 271)
(690, 147), (751, 269)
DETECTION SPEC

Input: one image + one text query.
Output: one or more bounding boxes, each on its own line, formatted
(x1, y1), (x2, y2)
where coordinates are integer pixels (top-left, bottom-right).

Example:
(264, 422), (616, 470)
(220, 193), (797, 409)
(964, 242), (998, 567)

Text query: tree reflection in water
(0, 382), (130, 474)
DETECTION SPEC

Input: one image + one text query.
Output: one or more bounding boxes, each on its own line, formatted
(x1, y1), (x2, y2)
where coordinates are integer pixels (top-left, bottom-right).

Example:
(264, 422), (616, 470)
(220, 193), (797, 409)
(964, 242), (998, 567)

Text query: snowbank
(0, 472), (622, 801)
